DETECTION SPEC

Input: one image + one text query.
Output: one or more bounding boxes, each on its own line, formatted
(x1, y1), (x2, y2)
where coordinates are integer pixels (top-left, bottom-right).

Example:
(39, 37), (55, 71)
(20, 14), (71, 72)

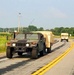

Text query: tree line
(0, 25), (74, 36)
(51, 27), (74, 36)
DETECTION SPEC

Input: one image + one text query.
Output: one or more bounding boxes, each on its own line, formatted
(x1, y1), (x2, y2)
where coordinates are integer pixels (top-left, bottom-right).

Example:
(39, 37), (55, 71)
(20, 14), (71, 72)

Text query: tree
(38, 27), (44, 31)
(28, 25), (37, 31)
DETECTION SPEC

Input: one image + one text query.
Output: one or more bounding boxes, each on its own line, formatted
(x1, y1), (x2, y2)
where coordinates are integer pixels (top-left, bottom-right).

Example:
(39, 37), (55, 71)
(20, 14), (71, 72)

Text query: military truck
(61, 33), (69, 42)
(6, 32), (46, 59)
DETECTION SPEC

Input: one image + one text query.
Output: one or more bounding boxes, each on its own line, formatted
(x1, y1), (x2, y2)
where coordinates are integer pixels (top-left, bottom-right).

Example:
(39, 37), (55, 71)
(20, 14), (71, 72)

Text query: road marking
(0, 58), (8, 62)
(32, 42), (74, 75)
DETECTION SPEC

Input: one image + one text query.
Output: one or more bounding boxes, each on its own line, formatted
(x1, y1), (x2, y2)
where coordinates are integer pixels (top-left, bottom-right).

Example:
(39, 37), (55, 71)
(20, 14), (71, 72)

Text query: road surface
(0, 39), (73, 75)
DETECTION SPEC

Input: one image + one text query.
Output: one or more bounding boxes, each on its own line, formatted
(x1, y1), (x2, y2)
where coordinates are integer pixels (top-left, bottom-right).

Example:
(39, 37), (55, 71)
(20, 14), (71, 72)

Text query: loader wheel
(31, 47), (38, 59)
(6, 47), (13, 58)
(18, 52), (23, 56)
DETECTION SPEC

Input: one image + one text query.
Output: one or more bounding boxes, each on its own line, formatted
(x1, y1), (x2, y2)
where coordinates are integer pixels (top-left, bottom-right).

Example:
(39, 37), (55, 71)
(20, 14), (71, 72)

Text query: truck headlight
(12, 43), (16, 46)
(26, 43), (29, 47)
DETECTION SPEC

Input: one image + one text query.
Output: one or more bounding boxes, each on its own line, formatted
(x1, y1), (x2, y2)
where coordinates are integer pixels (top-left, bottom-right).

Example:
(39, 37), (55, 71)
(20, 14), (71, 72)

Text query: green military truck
(6, 32), (46, 59)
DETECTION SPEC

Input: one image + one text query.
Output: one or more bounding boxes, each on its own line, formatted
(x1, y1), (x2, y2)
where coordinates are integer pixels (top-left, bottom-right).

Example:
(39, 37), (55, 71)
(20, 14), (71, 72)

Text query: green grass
(54, 35), (60, 38)
(54, 35), (74, 39)
(69, 36), (74, 39)
(0, 36), (8, 53)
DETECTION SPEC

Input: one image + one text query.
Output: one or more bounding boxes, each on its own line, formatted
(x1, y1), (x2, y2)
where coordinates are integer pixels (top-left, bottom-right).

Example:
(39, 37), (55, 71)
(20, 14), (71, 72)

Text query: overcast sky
(0, 0), (74, 29)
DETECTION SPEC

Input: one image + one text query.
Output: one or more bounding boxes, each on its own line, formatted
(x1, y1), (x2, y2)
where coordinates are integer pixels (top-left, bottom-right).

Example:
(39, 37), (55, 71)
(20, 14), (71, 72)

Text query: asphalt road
(0, 40), (72, 75)
(44, 43), (74, 75)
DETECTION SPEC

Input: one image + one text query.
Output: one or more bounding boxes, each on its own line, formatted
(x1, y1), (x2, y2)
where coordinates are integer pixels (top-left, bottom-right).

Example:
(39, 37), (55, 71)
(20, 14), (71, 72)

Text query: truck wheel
(18, 52), (23, 56)
(47, 46), (51, 53)
(40, 50), (45, 56)
(61, 39), (62, 42)
(40, 43), (46, 56)
(67, 39), (68, 42)
(6, 47), (13, 58)
(31, 48), (38, 59)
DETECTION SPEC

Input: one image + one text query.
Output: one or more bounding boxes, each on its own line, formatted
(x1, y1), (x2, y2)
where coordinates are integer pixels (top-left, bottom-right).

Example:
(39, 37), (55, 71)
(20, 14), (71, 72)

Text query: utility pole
(18, 13), (21, 32)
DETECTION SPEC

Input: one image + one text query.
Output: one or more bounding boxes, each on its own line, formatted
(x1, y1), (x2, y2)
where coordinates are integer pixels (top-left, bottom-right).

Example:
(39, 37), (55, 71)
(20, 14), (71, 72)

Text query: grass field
(0, 36), (8, 53)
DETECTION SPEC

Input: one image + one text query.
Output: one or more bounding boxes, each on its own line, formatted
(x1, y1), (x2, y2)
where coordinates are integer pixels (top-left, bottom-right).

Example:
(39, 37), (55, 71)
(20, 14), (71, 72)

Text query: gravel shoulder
(0, 52), (6, 58)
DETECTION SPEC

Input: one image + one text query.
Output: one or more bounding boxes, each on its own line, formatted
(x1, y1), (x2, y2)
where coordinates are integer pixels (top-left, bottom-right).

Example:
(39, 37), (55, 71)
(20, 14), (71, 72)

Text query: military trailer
(35, 31), (54, 53)
(61, 33), (69, 42)
(6, 32), (46, 59)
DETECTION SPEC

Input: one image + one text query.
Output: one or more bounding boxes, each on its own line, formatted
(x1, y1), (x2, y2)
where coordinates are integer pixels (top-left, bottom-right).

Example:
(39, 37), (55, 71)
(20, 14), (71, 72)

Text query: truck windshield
(61, 35), (68, 37)
(26, 34), (38, 40)
(15, 34), (25, 40)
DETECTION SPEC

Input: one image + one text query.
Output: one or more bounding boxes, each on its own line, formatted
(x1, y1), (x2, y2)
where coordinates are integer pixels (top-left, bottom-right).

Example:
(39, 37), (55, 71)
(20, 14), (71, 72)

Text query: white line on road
(0, 58), (8, 62)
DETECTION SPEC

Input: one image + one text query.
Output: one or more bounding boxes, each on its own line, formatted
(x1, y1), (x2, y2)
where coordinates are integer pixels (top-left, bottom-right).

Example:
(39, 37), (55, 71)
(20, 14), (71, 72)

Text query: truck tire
(67, 39), (68, 42)
(40, 50), (45, 56)
(61, 39), (62, 42)
(18, 52), (23, 56)
(6, 47), (13, 58)
(31, 47), (38, 59)
(40, 44), (46, 56)
(47, 46), (51, 53)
